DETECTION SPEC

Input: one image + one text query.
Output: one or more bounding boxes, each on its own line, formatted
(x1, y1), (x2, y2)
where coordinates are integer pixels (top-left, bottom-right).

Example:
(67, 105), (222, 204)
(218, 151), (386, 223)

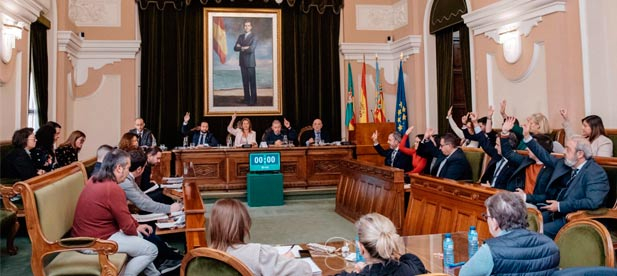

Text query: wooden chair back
(183, 178), (207, 250)
(298, 125), (313, 144)
(462, 147), (486, 183)
(13, 162), (125, 276)
(555, 219), (614, 268)
(336, 159), (405, 232)
(181, 247), (252, 276)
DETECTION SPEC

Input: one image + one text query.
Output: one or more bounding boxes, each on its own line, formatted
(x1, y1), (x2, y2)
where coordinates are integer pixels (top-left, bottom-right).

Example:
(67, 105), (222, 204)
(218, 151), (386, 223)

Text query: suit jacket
(234, 33), (256, 67)
(476, 132), (516, 190)
(500, 136), (554, 202)
(300, 129), (331, 146)
(264, 128), (297, 145)
(181, 123), (219, 146)
(129, 128), (155, 147)
(1, 148), (38, 180)
(373, 144), (413, 172)
(526, 138), (610, 214)
(417, 140), (472, 181)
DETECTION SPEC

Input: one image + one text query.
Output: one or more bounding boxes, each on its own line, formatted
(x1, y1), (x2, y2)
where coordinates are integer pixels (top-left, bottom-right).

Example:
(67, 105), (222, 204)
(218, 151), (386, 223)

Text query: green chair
(555, 220), (614, 268)
(181, 247), (252, 276)
(462, 148), (485, 183)
(0, 209), (18, 255)
(526, 207), (543, 234)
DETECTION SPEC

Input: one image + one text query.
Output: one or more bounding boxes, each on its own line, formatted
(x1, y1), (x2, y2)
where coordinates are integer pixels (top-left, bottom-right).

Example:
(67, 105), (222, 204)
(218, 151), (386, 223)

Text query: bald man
(129, 118), (156, 147)
(301, 118), (331, 146)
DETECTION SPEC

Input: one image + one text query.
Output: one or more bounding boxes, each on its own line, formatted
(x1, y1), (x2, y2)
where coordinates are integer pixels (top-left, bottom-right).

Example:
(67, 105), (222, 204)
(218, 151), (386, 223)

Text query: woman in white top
(209, 199), (311, 276)
(227, 113), (257, 147)
(560, 109), (613, 157)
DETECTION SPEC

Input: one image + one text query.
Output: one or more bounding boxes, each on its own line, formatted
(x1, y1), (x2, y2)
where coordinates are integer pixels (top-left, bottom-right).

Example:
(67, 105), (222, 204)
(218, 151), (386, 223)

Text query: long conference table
(172, 145), (354, 191)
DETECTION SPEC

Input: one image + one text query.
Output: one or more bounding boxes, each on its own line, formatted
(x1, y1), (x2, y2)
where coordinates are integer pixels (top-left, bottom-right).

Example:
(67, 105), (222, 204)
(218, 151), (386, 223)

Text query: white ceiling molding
(340, 35), (421, 84)
(57, 31), (140, 86)
(0, 0), (49, 27)
(462, 0), (566, 63)
(356, 0), (408, 31)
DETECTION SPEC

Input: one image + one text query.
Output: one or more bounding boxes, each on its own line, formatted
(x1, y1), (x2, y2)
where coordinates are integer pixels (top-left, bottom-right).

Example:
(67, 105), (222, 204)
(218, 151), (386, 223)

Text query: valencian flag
(359, 60), (369, 123)
(373, 58), (385, 123)
(213, 17), (227, 64)
(395, 60), (408, 134)
(345, 63), (356, 131)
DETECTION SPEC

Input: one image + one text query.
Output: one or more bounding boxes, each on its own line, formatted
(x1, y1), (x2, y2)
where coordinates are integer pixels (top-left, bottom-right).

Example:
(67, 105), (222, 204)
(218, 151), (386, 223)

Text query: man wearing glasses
(417, 129), (471, 181)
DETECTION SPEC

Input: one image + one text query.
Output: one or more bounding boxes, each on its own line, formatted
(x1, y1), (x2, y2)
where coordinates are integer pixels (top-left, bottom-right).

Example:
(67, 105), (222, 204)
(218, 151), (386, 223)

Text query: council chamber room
(1, 0), (617, 275)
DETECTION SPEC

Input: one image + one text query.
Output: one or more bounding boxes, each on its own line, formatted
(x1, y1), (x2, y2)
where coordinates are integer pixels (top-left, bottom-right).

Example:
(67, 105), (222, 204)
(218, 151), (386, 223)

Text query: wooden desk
(173, 145), (354, 191)
(310, 232), (468, 275)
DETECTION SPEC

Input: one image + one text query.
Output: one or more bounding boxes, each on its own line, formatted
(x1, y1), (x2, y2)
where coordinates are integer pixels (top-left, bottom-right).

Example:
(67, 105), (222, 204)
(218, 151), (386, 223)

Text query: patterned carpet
(0, 197), (355, 276)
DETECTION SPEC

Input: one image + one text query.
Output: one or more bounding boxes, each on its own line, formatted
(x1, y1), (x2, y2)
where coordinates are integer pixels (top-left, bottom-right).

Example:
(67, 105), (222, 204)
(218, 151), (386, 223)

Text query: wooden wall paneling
(306, 146), (353, 187)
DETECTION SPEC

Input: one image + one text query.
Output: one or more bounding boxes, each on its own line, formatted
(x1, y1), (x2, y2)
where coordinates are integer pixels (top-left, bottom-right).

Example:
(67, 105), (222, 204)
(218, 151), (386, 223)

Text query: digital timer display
(249, 152), (281, 172)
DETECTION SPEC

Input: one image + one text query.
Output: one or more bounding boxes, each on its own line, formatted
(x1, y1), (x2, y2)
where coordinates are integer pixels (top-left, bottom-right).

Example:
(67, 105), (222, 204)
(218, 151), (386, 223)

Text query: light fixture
(499, 30), (521, 64)
(275, 0), (283, 4)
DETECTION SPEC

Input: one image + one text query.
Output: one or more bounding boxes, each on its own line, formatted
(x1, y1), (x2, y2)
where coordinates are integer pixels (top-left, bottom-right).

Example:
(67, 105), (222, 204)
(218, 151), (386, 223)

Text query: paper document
(162, 177), (183, 183)
(160, 183), (182, 189)
(300, 258), (322, 275)
(144, 184), (160, 194)
(155, 222), (178, 229)
(275, 245), (301, 258)
(132, 213), (168, 223)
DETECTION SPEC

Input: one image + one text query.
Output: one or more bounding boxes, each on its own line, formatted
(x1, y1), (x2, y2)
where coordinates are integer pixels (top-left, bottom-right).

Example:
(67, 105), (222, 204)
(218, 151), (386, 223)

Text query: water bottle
(183, 136), (188, 147)
(443, 233), (454, 268)
(341, 242), (350, 258)
(355, 235), (365, 263)
(315, 136), (321, 146)
(283, 135), (288, 146)
(227, 136), (233, 147)
(468, 226), (478, 258)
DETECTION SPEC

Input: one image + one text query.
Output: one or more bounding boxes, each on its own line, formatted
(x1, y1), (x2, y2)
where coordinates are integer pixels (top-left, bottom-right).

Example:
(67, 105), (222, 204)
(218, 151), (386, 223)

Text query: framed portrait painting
(204, 8), (282, 116)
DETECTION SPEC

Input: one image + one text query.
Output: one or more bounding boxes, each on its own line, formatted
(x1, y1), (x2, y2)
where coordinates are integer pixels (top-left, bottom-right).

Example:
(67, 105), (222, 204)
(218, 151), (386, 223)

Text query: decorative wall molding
(340, 35), (421, 83)
(356, 0), (408, 31)
(68, 0), (121, 27)
(462, 0), (566, 63)
(57, 31), (140, 86)
(0, 0), (49, 26)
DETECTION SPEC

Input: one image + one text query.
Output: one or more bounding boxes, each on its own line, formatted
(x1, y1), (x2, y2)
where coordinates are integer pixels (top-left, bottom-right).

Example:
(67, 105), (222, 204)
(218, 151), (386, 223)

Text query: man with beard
(521, 122), (609, 239)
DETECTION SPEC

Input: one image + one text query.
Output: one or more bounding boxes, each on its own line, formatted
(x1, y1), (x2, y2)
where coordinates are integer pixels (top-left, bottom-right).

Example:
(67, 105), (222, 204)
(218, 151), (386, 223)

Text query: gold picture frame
(203, 8), (282, 116)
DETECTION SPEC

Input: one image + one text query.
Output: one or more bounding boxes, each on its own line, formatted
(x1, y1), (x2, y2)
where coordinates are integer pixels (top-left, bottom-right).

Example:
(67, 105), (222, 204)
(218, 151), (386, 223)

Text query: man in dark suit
(477, 131), (518, 190)
(129, 118), (156, 147)
(234, 20), (257, 106)
(301, 118), (331, 146)
(180, 112), (219, 147)
(264, 119), (297, 146)
(371, 130), (412, 172)
(417, 130), (471, 181)
(521, 124), (609, 239)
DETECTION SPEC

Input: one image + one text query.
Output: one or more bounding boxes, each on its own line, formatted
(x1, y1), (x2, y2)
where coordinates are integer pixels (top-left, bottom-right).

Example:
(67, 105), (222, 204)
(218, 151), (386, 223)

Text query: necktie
(390, 150), (397, 167)
(316, 132), (321, 141)
(567, 168), (579, 186)
(491, 159), (507, 186)
(436, 156), (449, 177)
(199, 133), (204, 145)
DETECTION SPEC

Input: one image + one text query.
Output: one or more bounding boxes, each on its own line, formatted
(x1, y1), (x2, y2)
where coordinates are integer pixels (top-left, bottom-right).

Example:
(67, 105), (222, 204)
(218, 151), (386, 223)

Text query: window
(27, 70), (39, 128)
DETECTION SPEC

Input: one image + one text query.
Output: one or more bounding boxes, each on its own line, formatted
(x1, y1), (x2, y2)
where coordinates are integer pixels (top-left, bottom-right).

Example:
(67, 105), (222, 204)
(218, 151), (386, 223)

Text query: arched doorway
(429, 0), (473, 135)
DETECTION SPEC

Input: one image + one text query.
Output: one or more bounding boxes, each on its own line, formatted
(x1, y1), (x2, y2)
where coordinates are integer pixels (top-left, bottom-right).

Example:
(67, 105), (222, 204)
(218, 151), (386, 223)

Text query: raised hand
(559, 108), (568, 121)
(405, 126), (414, 135)
(522, 120), (531, 138)
(499, 100), (508, 118)
(424, 128), (434, 140)
(283, 118), (291, 129)
(447, 106), (453, 118)
(488, 105), (494, 118)
(371, 130), (379, 143)
(501, 116), (516, 133)
(469, 112), (478, 123)
(184, 112), (190, 123)
(231, 113), (237, 121)
(461, 113), (469, 126)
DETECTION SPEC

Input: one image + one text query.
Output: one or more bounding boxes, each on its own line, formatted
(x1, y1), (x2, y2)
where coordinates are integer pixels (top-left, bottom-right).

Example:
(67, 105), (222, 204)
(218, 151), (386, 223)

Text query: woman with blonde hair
(209, 199), (310, 275)
(55, 130), (86, 167)
(337, 213), (427, 275)
(227, 113), (257, 147)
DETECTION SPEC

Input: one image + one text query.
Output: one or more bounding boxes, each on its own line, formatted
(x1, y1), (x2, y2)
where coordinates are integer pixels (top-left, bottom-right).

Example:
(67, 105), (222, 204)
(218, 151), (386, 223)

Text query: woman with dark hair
(1, 128), (45, 180)
(55, 130), (86, 167)
(398, 126), (427, 175)
(31, 124), (57, 171)
(561, 109), (613, 157)
(336, 213), (427, 275)
(209, 199), (310, 275)
(118, 132), (139, 151)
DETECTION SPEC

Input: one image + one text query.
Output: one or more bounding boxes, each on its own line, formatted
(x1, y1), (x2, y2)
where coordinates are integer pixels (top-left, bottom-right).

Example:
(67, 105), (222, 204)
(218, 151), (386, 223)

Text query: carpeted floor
(0, 197), (355, 276)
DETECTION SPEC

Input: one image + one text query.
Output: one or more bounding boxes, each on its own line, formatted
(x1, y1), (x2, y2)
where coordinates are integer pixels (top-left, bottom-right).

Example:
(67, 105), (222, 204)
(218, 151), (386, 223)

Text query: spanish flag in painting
(213, 17), (227, 64)
(395, 60), (408, 134)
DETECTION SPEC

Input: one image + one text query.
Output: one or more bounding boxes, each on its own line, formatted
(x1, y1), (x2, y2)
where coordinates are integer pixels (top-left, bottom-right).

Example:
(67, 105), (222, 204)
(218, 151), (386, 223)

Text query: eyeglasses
(481, 213), (492, 220)
(439, 143), (451, 148)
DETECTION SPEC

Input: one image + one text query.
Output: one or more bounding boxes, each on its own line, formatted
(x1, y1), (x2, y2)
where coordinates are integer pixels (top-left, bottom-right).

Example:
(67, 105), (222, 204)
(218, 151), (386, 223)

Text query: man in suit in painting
(234, 20), (257, 106)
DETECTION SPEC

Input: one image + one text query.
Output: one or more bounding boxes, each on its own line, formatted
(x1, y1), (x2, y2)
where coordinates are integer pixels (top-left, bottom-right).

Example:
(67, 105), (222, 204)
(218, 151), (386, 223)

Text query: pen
(286, 244), (296, 253)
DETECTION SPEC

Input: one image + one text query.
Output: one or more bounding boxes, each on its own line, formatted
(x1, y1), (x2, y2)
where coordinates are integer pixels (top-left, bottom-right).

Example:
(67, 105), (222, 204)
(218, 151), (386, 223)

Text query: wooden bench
(403, 173), (498, 240)
(335, 159), (405, 232)
(13, 162), (127, 276)
(183, 178), (207, 251)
